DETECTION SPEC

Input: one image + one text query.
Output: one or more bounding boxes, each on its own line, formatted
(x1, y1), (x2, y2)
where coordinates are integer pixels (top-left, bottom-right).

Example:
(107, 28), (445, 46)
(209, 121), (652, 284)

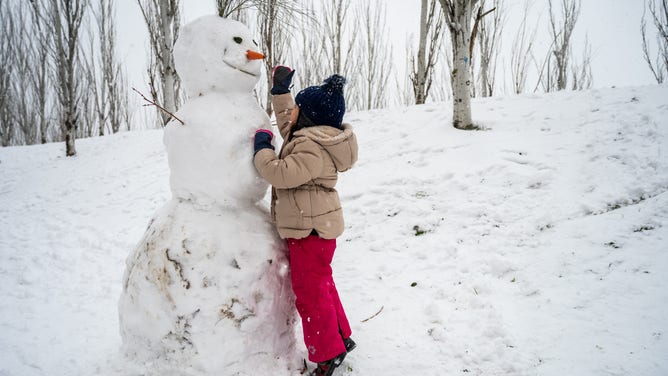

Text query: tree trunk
(65, 117), (77, 156)
(48, 0), (87, 156)
(442, 0), (475, 129)
(547, 0), (580, 91)
(415, 0), (428, 104)
(160, 0), (177, 123)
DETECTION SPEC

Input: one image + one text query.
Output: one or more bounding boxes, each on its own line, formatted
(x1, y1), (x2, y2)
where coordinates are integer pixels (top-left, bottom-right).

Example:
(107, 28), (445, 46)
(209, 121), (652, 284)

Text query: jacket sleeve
(254, 139), (323, 189)
(272, 93), (295, 141)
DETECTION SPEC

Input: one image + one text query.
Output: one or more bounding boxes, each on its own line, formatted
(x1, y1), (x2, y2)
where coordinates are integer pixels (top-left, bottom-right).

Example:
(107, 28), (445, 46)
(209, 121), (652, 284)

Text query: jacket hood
(294, 123), (358, 172)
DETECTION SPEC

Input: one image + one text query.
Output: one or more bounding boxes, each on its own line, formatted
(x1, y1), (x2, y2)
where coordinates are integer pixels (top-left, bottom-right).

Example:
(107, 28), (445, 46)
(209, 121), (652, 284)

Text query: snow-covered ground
(1, 85), (667, 375)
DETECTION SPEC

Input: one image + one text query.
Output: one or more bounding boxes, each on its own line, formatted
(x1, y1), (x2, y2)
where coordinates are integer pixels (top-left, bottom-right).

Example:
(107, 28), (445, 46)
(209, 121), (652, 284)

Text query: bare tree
(292, 1), (326, 89)
(475, 0), (505, 97)
(0, 0), (16, 146)
(216, 0), (254, 19)
(47, 0), (89, 156)
(82, 20), (102, 137)
(324, 0), (358, 108)
(540, 0), (581, 92)
(257, 0), (301, 116)
(290, 0), (357, 107)
(12, 3), (38, 145)
(1, 1), (55, 146)
(356, 0), (393, 110)
(27, 1), (55, 144)
(138, 0), (181, 126)
(510, 0), (538, 94)
(439, 0), (478, 129)
(571, 34), (593, 90)
(323, 0), (356, 76)
(91, 0), (126, 134)
(410, 0), (445, 105)
(641, 0), (668, 83)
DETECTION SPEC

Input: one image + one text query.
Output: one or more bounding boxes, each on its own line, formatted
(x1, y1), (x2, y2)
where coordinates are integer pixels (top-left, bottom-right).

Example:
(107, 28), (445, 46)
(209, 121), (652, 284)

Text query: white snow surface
(1, 85), (667, 375)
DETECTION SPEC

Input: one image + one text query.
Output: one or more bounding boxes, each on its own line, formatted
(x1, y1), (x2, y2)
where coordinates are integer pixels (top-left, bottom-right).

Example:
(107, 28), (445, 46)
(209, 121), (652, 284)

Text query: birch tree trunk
(48, 0), (89, 156)
(416, 0), (429, 104)
(440, 0), (477, 129)
(159, 0), (177, 117)
(411, 0), (444, 105)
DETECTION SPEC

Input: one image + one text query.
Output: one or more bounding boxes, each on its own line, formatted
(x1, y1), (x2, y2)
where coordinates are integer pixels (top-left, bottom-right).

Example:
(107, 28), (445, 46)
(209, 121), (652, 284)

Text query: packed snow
(1, 84), (667, 375)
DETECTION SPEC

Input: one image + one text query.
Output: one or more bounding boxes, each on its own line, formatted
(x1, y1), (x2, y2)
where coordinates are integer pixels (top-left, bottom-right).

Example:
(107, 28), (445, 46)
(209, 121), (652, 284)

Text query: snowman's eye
(253, 40), (258, 47)
(233, 37), (243, 44)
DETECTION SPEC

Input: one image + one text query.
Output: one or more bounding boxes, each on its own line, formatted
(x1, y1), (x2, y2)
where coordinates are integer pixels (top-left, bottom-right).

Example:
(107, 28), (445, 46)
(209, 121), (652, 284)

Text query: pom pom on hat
(323, 74), (347, 94)
(295, 74), (347, 128)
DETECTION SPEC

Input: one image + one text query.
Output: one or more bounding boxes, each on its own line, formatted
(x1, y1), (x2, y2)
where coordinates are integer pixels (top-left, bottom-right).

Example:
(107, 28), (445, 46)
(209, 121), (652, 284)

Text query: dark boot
(308, 352), (347, 376)
(343, 337), (356, 353)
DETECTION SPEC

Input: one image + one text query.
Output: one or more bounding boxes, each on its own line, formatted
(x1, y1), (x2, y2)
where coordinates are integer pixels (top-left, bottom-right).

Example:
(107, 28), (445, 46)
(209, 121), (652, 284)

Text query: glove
(271, 65), (295, 95)
(253, 129), (275, 155)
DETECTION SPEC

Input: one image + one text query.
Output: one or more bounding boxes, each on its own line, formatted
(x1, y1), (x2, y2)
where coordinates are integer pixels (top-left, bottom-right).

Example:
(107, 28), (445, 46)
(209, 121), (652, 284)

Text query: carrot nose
(246, 50), (265, 60)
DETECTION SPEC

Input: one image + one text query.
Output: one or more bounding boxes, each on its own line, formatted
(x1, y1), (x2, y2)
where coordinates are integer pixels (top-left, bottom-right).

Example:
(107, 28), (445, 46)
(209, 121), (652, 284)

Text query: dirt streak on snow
(1, 85), (667, 376)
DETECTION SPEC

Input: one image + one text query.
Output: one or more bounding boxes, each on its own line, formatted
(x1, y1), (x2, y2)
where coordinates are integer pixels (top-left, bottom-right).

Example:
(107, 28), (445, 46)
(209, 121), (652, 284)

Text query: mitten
(271, 66), (295, 95)
(253, 129), (275, 155)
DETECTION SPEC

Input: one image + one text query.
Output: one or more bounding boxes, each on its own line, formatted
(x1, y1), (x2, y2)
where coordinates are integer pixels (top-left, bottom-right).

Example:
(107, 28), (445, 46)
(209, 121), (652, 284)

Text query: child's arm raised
(271, 66), (296, 140)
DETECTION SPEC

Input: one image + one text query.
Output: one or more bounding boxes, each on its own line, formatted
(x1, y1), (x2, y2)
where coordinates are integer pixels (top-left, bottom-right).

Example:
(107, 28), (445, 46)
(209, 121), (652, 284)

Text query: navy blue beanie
(295, 74), (347, 128)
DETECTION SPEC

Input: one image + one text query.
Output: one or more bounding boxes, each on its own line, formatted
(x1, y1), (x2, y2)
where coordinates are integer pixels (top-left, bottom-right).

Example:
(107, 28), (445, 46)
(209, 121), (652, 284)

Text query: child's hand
(253, 129), (275, 155)
(271, 66), (295, 95)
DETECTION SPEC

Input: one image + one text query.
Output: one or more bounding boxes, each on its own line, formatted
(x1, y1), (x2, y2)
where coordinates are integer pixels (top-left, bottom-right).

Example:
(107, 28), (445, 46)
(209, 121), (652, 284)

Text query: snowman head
(174, 16), (264, 97)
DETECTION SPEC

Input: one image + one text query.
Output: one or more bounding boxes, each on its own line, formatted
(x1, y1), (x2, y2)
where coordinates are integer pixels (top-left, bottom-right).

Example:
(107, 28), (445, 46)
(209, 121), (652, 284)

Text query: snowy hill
(1, 85), (667, 376)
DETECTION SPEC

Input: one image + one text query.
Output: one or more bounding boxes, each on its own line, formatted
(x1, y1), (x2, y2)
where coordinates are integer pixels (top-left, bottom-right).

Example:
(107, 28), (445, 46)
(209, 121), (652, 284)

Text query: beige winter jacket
(254, 93), (358, 239)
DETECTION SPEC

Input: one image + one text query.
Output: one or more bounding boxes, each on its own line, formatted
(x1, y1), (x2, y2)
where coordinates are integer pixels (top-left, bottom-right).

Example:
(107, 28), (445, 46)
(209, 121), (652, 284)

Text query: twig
(131, 87), (185, 125)
(361, 306), (384, 323)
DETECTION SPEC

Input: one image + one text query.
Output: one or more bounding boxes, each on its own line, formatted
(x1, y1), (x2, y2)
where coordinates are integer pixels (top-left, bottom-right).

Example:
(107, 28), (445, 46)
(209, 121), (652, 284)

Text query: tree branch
(132, 87), (184, 125)
(470, 6), (496, 59)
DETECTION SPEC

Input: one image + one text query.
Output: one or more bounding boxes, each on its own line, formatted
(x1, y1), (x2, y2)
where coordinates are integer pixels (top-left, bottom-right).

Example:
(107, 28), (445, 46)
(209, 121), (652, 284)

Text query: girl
(253, 66), (358, 376)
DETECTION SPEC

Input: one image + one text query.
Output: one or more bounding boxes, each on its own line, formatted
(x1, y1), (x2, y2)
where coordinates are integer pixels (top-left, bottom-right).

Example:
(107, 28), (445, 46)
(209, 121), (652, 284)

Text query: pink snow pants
(287, 235), (352, 363)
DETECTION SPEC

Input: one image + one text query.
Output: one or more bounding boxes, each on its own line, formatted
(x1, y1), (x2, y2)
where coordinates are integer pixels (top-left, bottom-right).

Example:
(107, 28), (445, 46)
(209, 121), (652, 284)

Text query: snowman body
(118, 16), (297, 375)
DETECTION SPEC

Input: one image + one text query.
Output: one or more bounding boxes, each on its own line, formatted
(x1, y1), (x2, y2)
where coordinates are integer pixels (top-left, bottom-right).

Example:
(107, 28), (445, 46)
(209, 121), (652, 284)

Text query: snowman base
(119, 198), (299, 375)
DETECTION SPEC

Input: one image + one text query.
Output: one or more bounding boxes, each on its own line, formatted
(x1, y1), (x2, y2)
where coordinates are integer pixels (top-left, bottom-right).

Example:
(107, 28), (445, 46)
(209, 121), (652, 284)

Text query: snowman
(118, 16), (297, 375)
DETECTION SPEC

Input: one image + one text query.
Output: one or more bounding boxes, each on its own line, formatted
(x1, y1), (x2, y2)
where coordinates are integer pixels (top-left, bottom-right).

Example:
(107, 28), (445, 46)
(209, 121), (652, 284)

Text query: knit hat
(295, 74), (347, 128)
